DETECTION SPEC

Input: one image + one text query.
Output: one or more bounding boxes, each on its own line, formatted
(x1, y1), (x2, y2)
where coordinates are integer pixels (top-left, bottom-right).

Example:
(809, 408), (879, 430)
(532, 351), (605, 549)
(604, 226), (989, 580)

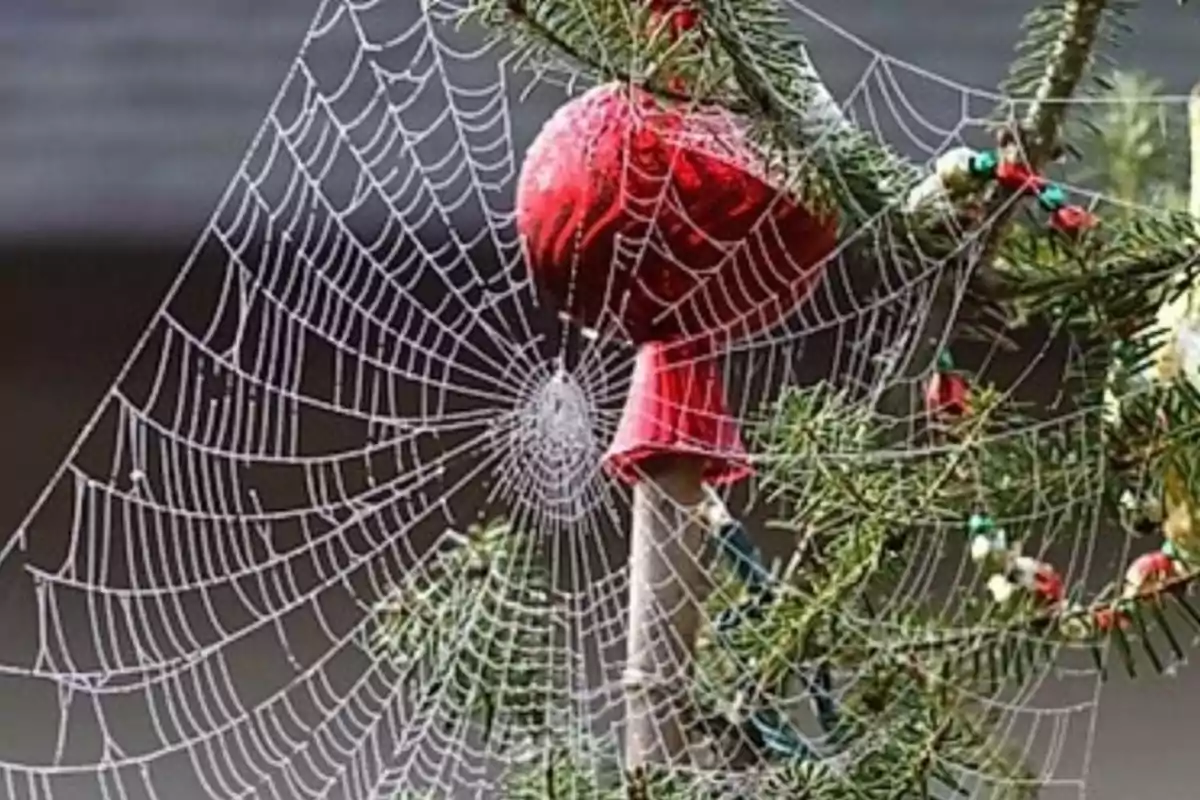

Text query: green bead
(1162, 540), (1177, 558)
(937, 350), (955, 371)
(970, 150), (999, 177)
(968, 514), (995, 535)
(1038, 184), (1067, 210)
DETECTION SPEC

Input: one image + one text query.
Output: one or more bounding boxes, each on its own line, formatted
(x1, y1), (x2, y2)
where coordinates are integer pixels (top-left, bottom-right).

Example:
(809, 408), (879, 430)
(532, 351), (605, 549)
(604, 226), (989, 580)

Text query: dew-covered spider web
(0, 1), (1193, 798)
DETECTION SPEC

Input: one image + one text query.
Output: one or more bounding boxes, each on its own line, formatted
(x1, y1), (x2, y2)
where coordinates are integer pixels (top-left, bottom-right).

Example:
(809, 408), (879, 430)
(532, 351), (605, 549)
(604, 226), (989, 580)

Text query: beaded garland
(908, 146), (1100, 235)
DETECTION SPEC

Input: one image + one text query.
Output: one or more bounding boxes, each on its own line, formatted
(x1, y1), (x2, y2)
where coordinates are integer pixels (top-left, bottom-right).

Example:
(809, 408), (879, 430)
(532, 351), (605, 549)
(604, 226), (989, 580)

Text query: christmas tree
(376, 2), (1200, 797)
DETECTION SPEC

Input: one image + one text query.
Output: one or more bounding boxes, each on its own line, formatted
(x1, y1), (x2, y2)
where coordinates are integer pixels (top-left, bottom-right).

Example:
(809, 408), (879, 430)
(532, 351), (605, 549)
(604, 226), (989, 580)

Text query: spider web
(0, 1), (1188, 798)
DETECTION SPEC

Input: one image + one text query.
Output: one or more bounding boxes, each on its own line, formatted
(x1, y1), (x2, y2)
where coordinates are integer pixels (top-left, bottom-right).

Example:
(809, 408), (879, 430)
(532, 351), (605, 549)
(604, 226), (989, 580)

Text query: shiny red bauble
(516, 83), (838, 346)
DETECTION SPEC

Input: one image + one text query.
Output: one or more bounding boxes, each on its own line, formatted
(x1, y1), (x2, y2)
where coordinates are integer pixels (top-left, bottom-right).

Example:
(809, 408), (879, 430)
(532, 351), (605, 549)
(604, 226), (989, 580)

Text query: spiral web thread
(0, 1), (1190, 798)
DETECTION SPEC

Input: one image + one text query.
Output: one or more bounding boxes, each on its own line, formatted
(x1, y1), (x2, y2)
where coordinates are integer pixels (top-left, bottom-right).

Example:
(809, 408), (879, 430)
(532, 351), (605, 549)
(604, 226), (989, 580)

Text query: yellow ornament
(1151, 294), (1200, 386)
(1105, 248), (1200, 424)
(1058, 603), (1093, 641)
(1162, 467), (1200, 561)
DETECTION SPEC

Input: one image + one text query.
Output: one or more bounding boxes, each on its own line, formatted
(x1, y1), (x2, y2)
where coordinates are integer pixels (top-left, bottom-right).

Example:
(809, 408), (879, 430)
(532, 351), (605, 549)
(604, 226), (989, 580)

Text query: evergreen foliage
(372, 522), (570, 751)
(380, 1), (1200, 796)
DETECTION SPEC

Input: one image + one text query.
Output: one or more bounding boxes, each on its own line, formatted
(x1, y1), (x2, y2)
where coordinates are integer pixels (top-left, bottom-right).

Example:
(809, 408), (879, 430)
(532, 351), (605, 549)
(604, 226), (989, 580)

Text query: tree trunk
(623, 456), (709, 771)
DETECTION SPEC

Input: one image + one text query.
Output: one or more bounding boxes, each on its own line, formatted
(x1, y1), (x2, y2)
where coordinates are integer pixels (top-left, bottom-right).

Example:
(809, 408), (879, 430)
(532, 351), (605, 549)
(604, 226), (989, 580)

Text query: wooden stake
(623, 456), (709, 771)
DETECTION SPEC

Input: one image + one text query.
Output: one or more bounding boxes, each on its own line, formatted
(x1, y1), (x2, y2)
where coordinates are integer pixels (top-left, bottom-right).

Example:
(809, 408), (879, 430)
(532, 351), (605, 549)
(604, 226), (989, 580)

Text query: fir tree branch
(372, 521), (568, 750)
(485, 0), (695, 106)
(495, 0), (606, 77)
(1020, 0), (1111, 163)
(474, 0), (923, 207)
(899, 568), (1200, 653)
(982, 0), (1111, 257)
(962, 1), (1127, 356)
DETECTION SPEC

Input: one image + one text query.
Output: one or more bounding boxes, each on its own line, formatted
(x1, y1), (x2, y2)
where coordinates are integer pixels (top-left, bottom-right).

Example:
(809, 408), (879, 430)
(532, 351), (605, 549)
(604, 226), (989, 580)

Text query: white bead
(1012, 556), (1041, 589)
(699, 484), (732, 527)
(987, 574), (1017, 604)
(970, 535), (994, 563)
(905, 147), (980, 212)
(934, 147), (978, 189)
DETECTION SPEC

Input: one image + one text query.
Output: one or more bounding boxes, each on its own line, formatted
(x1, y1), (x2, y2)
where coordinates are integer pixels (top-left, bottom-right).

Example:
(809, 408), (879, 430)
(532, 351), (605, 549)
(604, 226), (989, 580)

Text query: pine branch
(693, 0), (814, 123)
(881, 568), (1200, 658)
(478, 0), (697, 105)
(690, 0), (922, 205)
(999, 209), (1200, 334)
(736, 371), (1200, 790)
(1017, 0), (1116, 162)
(987, 77), (1200, 366)
(372, 521), (569, 751)
(983, 1), (1112, 254)
(693, 387), (1025, 785)
(956, 3), (1118, 343)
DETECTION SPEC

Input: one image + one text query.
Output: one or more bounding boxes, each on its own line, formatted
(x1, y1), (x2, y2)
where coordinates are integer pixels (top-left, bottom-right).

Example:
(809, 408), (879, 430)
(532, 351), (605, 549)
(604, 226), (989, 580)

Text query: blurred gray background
(0, 1), (1199, 798)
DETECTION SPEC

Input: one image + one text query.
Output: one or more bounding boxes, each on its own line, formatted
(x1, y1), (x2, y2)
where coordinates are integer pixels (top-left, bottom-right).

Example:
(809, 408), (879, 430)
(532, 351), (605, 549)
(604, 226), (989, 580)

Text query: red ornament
(516, 83), (838, 485)
(516, 83), (838, 347)
(1124, 550), (1176, 596)
(925, 371), (968, 418)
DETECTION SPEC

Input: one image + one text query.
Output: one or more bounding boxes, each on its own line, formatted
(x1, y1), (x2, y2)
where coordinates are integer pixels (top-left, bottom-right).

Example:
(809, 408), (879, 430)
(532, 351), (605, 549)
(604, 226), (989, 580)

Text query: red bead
(516, 83), (838, 346)
(1049, 205), (1098, 233)
(925, 371), (968, 418)
(662, 8), (699, 38)
(994, 161), (1043, 193)
(1094, 607), (1129, 633)
(647, 0), (700, 40)
(1032, 564), (1064, 604)
(677, 11), (700, 37)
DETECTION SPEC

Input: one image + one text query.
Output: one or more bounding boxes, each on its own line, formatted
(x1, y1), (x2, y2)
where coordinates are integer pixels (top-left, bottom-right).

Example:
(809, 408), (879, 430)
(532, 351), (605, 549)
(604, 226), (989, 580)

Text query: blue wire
(712, 520), (771, 590)
(710, 517), (843, 762)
